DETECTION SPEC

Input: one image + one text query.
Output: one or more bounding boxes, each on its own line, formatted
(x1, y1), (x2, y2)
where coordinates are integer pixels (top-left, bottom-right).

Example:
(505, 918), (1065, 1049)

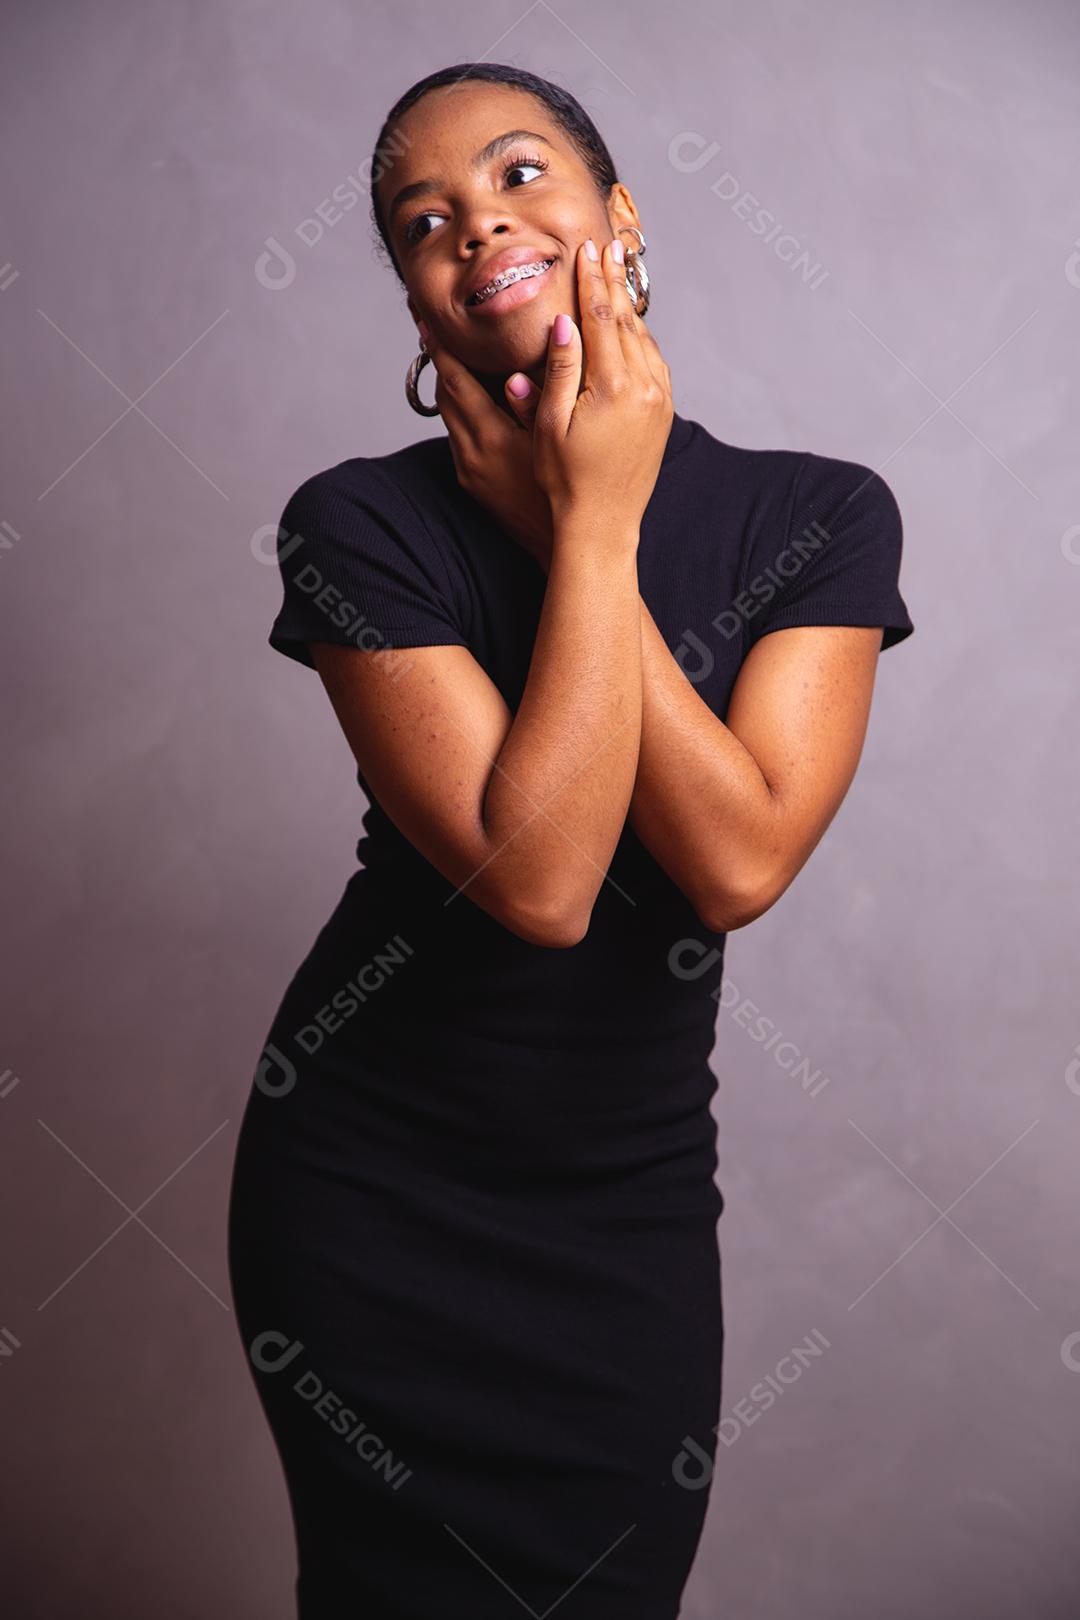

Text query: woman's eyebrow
(386, 130), (556, 225)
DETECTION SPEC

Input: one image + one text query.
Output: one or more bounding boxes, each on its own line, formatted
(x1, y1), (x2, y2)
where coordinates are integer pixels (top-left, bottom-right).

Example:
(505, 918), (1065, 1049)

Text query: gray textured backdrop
(2, 1), (1079, 1615)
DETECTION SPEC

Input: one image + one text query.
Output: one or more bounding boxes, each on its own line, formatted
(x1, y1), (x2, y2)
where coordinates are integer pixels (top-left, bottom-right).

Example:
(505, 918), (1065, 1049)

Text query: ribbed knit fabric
(228, 412), (914, 1619)
(268, 412), (912, 677)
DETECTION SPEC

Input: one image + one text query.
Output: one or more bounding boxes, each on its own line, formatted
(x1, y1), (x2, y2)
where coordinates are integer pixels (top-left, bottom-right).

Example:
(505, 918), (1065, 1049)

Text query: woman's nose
(457, 213), (517, 254)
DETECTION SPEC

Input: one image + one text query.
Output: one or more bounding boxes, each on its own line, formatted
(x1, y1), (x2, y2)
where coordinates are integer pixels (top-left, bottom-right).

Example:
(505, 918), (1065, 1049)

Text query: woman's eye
(505, 160), (545, 186)
(404, 158), (547, 246)
(405, 212), (441, 245)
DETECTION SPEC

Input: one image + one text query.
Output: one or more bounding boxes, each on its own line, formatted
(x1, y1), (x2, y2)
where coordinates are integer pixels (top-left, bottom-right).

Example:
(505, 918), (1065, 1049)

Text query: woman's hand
(421, 324), (555, 572)
(418, 235), (674, 569)
(522, 236), (673, 532)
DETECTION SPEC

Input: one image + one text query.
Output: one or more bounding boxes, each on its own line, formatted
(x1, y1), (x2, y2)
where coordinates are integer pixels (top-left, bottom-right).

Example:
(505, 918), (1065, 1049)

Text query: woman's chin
(468, 304), (572, 378)
(473, 339), (541, 372)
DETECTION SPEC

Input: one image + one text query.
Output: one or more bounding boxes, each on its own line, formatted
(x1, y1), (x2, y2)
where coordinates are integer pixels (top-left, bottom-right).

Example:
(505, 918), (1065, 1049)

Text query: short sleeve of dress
(740, 452), (915, 652)
(267, 462), (471, 671)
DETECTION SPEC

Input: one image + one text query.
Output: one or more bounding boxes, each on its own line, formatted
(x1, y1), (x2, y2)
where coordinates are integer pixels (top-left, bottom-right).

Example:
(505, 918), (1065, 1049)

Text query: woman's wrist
(551, 505), (641, 561)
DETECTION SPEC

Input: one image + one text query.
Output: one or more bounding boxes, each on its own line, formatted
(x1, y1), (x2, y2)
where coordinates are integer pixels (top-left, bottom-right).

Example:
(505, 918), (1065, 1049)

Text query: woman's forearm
(482, 511), (643, 942)
(524, 545), (775, 927)
(626, 595), (776, 929)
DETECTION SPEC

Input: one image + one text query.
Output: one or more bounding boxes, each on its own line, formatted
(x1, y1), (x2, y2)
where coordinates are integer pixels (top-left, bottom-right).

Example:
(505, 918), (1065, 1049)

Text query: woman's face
(377, 82), (640, 394)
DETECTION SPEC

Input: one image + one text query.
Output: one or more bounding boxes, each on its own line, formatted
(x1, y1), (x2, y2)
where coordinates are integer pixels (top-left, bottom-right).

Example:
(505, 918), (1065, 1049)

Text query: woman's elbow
(500, 889), (591, 949)
(697, 868), (783, 934)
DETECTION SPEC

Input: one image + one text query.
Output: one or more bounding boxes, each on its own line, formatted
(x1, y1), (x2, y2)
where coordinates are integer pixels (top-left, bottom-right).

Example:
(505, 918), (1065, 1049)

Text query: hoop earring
(405, 339), (440, 417)
(618, 225), (650, 318)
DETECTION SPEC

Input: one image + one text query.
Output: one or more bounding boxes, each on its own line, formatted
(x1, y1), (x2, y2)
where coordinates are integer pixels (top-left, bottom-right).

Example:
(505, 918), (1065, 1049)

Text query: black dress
(227, 412), (914, 1618)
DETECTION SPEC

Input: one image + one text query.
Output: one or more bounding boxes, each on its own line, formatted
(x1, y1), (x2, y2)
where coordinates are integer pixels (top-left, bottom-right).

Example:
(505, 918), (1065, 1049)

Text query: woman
(227, 62), (914, 1619)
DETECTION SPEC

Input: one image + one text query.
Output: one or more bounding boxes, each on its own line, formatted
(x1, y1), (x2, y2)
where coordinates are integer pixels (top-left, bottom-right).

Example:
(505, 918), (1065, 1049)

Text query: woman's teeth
(469, 258), (554, 306)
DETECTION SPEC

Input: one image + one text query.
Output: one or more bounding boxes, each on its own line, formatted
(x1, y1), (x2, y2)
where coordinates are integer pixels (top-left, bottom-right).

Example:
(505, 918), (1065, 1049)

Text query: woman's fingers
(576, 236), (662, 393)
(575, 238), (627, 394)
(533, 309), (583, 444)
(504, 370), (540, 429)
(630, 311), (673, 398)
(507, 300), (665, 436)
(602, 236), (657, 385)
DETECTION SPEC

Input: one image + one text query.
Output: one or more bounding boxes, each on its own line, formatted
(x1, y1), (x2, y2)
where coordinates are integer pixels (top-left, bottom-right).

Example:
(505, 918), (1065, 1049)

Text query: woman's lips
(466, 258), (556, 317)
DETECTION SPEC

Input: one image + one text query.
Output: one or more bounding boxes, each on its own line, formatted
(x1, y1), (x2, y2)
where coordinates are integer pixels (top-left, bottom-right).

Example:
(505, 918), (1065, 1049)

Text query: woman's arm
(312, 516), (641, 951)
(479, 512), (644, 941)
(399, 239), (878, 936)
(627, 606), (885, 932)
(519, 537), (885, 933)
(413, 268), (884, 929)
(313, 244), (671, 949)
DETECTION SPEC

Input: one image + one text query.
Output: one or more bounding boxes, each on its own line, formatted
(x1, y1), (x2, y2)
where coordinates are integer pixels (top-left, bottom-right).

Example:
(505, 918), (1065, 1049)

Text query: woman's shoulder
(686, 416), (898, 518)
(273, 435), (470, 601)
(686, 426), (913, 652)
(678, 425), (905, 606)
(282, 431), (453, 523)
(267, 434), (471, 671)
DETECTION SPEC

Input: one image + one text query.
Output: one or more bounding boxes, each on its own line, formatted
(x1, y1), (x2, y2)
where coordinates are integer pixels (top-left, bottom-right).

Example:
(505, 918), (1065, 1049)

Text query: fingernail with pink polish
(553, 313), (573, 345)
(508, 373), (532, 397)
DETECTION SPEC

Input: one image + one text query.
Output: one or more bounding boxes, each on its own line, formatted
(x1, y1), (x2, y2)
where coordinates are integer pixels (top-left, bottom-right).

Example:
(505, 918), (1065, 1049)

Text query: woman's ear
(606, 182), (641, 240)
